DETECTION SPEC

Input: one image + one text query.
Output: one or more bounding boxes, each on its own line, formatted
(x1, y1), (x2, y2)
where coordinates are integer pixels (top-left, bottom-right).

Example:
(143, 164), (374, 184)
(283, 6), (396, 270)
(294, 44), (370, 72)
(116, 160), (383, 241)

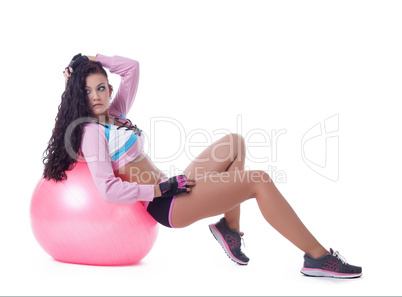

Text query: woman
(43, 53), (362, 278)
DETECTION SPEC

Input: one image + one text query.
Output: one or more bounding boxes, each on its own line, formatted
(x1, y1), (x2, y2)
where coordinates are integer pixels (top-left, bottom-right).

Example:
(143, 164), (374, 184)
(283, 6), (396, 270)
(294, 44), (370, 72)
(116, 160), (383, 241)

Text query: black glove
(158, 175), (189, 198)
(67, 53), (89, 73)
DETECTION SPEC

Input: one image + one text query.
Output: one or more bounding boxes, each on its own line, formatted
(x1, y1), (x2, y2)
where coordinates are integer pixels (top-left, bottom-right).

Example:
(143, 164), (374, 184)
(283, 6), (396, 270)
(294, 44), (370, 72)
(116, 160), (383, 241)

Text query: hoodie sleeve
(96, 54), (139, 118)
(80, 123), (154, 203)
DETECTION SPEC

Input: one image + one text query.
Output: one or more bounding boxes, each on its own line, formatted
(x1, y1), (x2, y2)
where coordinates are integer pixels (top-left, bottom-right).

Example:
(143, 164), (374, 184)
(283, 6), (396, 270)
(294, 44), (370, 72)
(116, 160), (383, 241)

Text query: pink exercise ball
(30, 161), (158, 266)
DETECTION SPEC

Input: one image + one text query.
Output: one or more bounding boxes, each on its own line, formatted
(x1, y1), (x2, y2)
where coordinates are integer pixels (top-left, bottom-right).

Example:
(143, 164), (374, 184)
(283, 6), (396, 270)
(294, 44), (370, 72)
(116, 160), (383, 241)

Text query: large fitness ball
(30, 161), (158, 266)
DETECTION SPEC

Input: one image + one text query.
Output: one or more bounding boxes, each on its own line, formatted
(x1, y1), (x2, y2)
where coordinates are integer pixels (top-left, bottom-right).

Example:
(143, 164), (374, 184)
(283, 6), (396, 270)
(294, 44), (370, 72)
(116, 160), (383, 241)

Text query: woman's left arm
(95, 54), (140, 118)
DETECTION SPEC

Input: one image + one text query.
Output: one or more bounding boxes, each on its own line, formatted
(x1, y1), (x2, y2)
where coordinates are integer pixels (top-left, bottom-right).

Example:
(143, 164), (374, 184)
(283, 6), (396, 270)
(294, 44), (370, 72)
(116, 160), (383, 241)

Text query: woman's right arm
(80, 123), (156, 203)
(95, 54), (139, 118)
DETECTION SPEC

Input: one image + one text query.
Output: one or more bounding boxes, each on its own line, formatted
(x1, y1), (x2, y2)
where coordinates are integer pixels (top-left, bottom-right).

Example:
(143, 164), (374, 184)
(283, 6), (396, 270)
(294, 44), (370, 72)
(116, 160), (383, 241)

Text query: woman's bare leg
(172, 170), (328, 258)
(182, 133), (245, 232)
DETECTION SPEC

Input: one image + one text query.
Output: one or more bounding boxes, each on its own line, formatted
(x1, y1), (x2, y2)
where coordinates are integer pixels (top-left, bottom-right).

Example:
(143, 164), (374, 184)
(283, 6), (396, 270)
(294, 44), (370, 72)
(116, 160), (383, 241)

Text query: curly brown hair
(42, 60), (109, 181)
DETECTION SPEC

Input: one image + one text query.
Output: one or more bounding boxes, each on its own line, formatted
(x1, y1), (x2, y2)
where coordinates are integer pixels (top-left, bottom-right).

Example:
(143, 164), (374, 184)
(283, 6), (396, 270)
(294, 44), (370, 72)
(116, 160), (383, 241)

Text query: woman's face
(85, 73), (112, 119)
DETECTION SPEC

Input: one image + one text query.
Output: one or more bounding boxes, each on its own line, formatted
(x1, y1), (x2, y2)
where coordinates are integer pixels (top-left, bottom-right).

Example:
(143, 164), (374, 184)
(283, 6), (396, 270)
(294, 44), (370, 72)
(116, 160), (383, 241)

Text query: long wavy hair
(43, 60), (109, 181)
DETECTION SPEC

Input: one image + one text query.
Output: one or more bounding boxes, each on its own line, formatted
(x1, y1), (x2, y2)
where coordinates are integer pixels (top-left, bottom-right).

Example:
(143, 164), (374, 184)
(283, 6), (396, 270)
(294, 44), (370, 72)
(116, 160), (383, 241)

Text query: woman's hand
(154, 175), (196, 198)
(185, 178), (196, 191)
(63, 66), (73, 82)
(63, 53), (91, 83)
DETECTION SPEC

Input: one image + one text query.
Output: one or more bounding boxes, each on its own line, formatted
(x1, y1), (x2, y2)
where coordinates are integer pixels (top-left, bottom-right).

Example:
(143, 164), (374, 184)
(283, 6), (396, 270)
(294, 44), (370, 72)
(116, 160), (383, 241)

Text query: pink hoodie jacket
(79, 54), (155, 204)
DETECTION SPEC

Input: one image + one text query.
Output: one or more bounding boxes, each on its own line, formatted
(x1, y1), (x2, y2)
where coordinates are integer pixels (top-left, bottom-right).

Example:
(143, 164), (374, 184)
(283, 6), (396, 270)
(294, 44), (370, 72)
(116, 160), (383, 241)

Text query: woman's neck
(96, 115), (114, 125)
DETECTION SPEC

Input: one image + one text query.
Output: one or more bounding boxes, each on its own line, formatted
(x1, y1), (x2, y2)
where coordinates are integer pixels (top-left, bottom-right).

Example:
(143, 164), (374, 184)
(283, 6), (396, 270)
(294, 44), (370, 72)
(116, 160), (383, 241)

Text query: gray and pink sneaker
(209, 218), (249, 265)
(301, 248), (362, 278)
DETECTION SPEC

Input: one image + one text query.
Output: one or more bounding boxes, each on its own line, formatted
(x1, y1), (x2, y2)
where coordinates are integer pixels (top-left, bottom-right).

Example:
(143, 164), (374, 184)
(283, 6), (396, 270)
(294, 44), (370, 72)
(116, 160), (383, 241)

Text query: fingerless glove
(158, 175), (188, 198)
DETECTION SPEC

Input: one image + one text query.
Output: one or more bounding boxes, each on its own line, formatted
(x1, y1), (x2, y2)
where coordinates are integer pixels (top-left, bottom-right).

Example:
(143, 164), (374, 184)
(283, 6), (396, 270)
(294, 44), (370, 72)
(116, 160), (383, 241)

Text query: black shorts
(145, 195), (176, 228)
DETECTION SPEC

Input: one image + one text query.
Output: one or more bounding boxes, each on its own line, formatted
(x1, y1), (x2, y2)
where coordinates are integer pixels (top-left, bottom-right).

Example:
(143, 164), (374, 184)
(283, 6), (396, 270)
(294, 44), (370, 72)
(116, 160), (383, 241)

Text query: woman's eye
(99, 86), (105, 91)
(85, 90), (90, 94)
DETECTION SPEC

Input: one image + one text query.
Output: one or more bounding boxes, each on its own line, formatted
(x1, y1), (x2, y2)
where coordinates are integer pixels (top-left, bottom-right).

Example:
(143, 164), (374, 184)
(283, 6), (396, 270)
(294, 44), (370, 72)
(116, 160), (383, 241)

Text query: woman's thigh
(183, 133), (245, 179)
(171, 170), (267, 228)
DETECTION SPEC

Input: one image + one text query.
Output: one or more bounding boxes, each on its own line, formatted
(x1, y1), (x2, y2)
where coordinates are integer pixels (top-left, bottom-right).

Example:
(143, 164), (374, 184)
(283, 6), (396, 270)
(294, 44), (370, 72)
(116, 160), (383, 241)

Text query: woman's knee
(230, 133), (245, 148)
(235, 170), (271, 188)
(248, 170), (274, 200)
(248, 170), (271, 183)
(245, 170), (272, 199)
(225, 133), (246, 159)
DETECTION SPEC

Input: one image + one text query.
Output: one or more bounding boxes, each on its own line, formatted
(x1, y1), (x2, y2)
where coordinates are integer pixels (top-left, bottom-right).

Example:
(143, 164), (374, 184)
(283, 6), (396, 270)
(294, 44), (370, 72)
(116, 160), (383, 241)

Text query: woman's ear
(109, 84), (113, 98)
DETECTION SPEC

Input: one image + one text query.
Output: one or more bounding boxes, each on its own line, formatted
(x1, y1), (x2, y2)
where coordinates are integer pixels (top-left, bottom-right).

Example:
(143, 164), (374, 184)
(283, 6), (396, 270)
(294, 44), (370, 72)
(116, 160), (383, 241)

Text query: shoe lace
(240, 234), (246, 248)
(333, 250), (347, 264)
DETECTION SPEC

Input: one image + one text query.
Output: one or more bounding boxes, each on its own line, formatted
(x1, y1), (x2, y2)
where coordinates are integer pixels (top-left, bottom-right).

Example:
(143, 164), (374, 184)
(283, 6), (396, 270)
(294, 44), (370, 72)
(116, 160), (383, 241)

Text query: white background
(1, 0), (401, 296)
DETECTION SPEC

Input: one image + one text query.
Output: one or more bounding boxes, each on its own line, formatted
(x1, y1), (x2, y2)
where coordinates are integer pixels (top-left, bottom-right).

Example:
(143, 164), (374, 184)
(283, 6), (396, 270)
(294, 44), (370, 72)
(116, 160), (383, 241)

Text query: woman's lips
(93, 104), (102, 108)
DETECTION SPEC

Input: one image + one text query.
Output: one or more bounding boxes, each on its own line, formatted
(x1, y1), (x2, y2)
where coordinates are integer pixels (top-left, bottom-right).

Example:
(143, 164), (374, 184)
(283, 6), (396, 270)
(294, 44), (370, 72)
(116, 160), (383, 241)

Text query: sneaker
(209, 217), (249, 265)
(301, 248), (362, 278)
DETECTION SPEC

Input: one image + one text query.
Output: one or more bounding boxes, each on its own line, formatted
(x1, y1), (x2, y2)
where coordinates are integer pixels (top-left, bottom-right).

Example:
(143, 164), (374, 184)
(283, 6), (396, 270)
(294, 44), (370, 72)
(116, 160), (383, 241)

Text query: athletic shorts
(145, 196), (176, 228)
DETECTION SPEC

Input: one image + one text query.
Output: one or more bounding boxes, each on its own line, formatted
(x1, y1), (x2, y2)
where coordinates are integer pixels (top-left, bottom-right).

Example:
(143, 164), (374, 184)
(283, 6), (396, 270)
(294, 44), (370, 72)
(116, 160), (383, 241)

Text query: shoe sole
(301, 268), (362, 278)
(209, 224), (248, 265)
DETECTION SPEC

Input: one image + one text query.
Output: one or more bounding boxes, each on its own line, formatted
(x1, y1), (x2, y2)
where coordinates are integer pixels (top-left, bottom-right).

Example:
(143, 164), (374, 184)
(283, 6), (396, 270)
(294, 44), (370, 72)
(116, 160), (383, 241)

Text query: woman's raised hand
(63, 66), (73, 82)
(63, 53), (89, 83)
